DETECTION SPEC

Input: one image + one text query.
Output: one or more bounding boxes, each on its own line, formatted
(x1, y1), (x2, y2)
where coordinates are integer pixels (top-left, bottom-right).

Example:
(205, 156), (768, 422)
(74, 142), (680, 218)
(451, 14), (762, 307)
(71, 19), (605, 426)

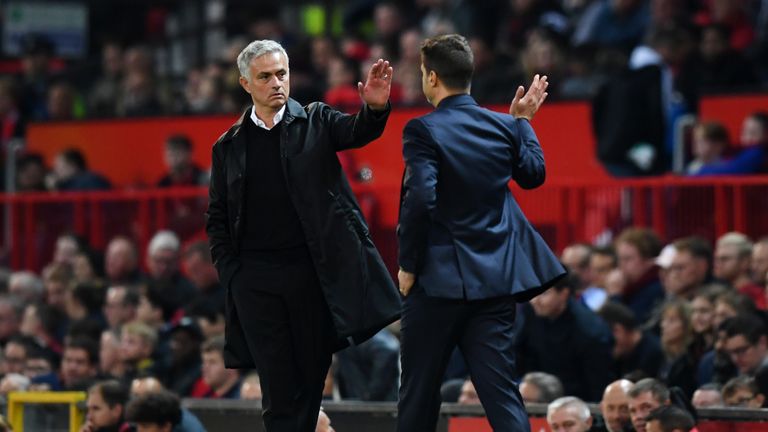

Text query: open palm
(358, 59), (393, 110)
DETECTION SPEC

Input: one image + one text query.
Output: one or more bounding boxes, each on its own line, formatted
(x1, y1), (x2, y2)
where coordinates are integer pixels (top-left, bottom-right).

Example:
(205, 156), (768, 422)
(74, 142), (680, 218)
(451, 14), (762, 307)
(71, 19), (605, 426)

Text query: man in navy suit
(396, 34), (566, 431)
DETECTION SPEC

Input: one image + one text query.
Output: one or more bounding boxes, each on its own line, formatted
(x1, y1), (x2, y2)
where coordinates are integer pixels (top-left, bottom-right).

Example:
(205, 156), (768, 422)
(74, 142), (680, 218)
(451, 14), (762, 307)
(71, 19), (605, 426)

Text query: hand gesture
(509, 74), (549, 121)
(358, 59), (393, 111)
(398, 269), (415, 297)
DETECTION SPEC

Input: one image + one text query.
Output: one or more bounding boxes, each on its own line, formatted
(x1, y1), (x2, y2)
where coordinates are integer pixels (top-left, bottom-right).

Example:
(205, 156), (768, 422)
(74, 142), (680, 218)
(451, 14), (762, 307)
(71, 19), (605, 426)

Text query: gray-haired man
(206, 39), (401, 431)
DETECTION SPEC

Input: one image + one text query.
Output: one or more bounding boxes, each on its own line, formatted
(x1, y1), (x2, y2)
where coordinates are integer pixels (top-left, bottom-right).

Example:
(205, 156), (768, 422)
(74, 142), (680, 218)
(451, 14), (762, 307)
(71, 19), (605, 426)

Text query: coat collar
(436, 93), (477, 110)
(222, 98), (307, 143)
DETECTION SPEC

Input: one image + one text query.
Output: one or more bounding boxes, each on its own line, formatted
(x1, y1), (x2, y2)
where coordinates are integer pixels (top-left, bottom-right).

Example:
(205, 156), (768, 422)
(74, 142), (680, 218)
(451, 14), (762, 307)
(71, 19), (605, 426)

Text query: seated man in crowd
(599, 301), (664, 379)
(546, 396), (593, 432)
(722, 376), (765, 408)
(713, 232), (765, 308)
(198, 335), (241, 399)
(80, 380), (131, 432)
(722, 315), (767, 378)
(613, 228), (665, 325)
(600, 379), (633, 432)
(628, 378), (671, 432)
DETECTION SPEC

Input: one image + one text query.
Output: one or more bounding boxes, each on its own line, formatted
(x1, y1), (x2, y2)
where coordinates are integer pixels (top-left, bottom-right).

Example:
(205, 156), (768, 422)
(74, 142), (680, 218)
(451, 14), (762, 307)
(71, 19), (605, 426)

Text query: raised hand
(358, 59), (393, 111)
(509, 74), (549, 121)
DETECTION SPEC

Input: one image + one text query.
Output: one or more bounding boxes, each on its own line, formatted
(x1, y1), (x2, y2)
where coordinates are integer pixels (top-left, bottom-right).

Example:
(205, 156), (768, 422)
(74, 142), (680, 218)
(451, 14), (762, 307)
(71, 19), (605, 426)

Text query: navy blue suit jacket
(398, 94), (565, 301)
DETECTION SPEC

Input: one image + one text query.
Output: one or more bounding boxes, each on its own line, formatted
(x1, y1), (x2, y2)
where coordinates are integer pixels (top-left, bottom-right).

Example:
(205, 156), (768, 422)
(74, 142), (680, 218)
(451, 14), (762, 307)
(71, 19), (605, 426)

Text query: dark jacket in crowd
(206, 99), (401, 368)
(615, 331), (664, 380)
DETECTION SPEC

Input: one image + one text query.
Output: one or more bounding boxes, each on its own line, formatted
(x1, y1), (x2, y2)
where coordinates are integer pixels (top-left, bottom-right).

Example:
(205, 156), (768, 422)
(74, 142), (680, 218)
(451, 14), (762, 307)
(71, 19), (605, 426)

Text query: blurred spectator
(604, 268), (626, 298)
(99, 329), (125, 381)
(519, 372), (565, 404)
(572, 0), (650, 50)
(686, 122), (728, 175)
(66, 281), (107, 330)
(627, 378), (670, 432)
(0, 296), (23, 346)
(613, 228), (664, 324)
(721, 375), (765, 408)
(15, 153), (47, 192)
(157, 135), (207, 188)
(722, 314), (767, 377)
(715, 232), (766, 308)
(517, 273), (615, 401)
(334, 328), (399, 401)
(182, 241), (224, 315)
(644, 405), (695, 432)
(49, 148), (111, 191)
(183, 68), (225, 115)
(53, 233), (85, 267)
(457, 379), (480, 405)
(665, 237), (712, 300)
(125, 390), (183, 432)
(146, 230), (196, 313)
(324, 56), (362, 112)
(599, 301), (664, 380)
(18, 34), (57, 121)
(20, 302), (65, 356)
(752, 237), (768, 287)
(73, 250), (105, 284)
(561, 243), (592, 288)
(9, 271), (44, 303)
(117, 46), (164, 117)
(103, 285), (139, 331)
(0, 77), (26, 146)
(390, 28), (420, 105)
(695, 112), (768, 175)
(497, 0), (566, 56)
(185, 302), (224, 341)
(120, 320), (159, 379)
(81, 380), (132, 432)
(469, 36), (517, 104)
(373, 2), (405, 58)
(198, 335), (240, 399)
(696, 24), (758, 90)
(695, 318), (738, 394)
(691, 383), (724, 408)
(517, 27), (567, 98)
(690, 285), (728, 353)
(600, 379), (633, 432)
(546, 396), (593, 432)
(166, 318), (204, 397)
(130, 376), (207, 432)
(46, 81), (78, 121)
(239, 372), (262, 400)
(43, 262), (74, 313)
(88, 41), (124, 118)
(2, 335), (37, 375)
(658, 300), (697, 398)
(105, 237), (142, 285)
(713, 291), (757, 330)
(54, 336), (100, 391)
(583, 246), (616, 310)
(694, 0), (755, 51)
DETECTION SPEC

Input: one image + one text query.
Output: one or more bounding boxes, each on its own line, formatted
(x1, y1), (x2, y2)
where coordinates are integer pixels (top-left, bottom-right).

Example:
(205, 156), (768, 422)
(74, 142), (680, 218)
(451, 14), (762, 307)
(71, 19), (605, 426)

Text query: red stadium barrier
(4, 176), (768, 272)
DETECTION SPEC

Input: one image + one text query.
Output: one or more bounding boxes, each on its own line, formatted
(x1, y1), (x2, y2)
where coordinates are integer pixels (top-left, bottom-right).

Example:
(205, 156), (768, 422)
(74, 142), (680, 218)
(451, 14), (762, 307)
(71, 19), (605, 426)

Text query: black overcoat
(206, 98), (401, 368)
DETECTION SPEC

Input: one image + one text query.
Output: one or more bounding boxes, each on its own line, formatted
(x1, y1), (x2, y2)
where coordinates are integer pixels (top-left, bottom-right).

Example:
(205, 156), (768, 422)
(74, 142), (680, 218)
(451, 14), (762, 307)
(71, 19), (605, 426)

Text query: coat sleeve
(205, 140), (238, 282)
(511, 118), (546, 189)
(397, 118), (438, 273)
(319, 102), (391, 151)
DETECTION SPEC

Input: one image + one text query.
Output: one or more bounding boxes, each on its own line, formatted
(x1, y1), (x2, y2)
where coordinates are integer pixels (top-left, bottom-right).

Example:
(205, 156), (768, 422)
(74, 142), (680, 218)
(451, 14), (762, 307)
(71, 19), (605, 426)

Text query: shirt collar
(250, 105), (285, 130)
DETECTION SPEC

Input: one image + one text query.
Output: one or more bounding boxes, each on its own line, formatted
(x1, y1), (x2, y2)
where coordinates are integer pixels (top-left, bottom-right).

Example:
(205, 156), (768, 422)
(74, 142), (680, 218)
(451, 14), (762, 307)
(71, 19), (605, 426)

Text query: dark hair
(694, 121), (729, 144)
(17, 153), (45, 170)
(628, 378), (670, 404)
(90, 380), (130, 408)
(598, 301), (638, 330)
(183, 240), (213, 264)
(201, 335), (226, 354)
(125, 390), (182, 426)
(722, 376), (761, 401)
(591, 245), (617, 264)
(420, 34), (474, 90)
(143, 283), (176, 321)
(616, 227), (662, 259)
(673, 236), (712, 267)
(722, 314), (766, 345)
(71, 281), (106, 314)
(552, 271), (580, 293)
(165, 134), (193, 152)
(59, 148), (87, 171)
(65, 336), (99, 366)
(645, 405), (695, 432)
(748, 112), (768, 133)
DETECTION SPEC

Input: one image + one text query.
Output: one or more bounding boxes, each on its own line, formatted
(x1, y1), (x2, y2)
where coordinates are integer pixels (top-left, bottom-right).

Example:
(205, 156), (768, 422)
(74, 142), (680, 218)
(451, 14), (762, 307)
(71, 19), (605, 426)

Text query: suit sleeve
(205, 142), (238, 283)
(511, 118), (546, 189)
(318, 102), (391, 151)
(397, 118), (438, 273)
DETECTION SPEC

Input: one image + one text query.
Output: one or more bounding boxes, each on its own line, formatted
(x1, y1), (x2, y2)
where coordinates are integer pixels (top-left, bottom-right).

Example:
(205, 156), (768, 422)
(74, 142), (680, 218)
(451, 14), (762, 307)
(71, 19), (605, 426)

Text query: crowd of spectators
(0, 222), (766, 430)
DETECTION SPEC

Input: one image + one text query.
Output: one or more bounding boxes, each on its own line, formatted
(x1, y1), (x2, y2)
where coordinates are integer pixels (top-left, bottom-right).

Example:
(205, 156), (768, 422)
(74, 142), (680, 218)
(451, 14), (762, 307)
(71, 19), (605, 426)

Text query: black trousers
(231, 249), (336, 432)
(397, 284), (529, 432)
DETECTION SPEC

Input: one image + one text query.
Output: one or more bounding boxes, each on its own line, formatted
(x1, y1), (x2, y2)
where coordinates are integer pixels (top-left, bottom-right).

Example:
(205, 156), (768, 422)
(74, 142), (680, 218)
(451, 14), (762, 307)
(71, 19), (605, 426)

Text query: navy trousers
(397, 284), (529, 432)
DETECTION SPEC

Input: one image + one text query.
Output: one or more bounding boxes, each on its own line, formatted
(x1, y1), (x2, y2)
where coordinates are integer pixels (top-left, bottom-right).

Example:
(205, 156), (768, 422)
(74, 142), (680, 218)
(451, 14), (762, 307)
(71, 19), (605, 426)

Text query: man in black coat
(205, 39), (400, 432)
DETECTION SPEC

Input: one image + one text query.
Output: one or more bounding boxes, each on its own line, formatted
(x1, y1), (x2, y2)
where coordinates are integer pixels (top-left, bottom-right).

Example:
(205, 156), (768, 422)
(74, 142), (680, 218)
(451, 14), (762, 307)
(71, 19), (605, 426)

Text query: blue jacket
(695, 145), (766, 176)
(398, 94), (565, 300)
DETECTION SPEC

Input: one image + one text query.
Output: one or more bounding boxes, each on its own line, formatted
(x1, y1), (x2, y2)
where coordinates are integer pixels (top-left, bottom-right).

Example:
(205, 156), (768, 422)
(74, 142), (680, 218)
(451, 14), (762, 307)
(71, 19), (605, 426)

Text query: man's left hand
(358, 58), (393, 111)
(398, 269), (415, 297)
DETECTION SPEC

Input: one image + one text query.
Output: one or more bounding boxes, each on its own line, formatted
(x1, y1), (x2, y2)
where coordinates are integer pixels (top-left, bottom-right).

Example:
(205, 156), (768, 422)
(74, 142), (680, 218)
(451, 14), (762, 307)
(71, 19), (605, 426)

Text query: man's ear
(428, 70), (437, 87)
(239, 76), (251, 94)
